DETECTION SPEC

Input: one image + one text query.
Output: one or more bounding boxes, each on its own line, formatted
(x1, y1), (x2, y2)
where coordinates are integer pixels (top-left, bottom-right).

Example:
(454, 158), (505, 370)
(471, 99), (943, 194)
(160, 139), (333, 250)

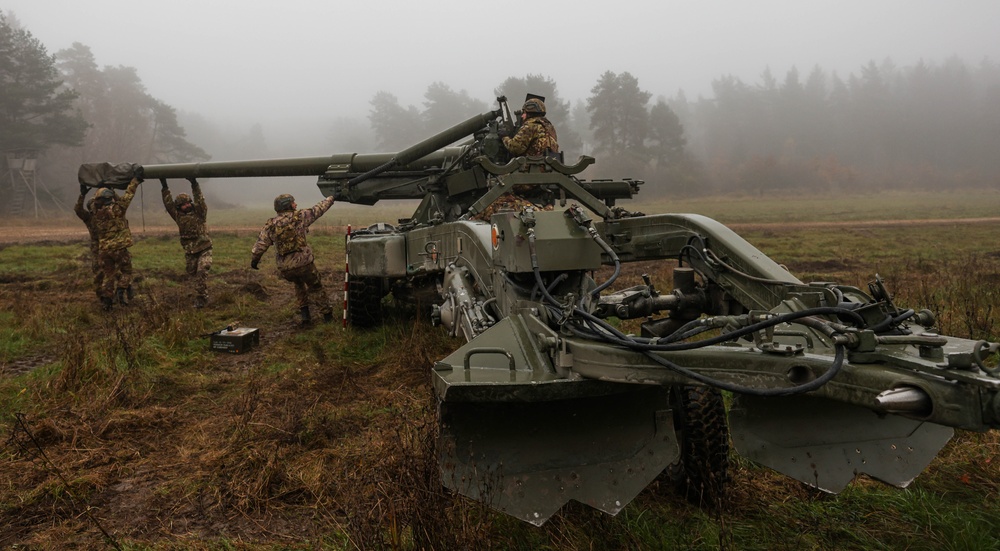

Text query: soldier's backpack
(273, 213), (306, 255)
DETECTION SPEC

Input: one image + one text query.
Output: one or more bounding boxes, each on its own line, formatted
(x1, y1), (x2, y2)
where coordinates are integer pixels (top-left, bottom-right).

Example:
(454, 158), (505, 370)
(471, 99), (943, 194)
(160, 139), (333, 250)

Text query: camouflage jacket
(163, 181), (212, 254)
(251, 195), (335, 272)
(503, 116), (559, 157)
(92, 178), (141, 252)
(74, 193), (98, 252)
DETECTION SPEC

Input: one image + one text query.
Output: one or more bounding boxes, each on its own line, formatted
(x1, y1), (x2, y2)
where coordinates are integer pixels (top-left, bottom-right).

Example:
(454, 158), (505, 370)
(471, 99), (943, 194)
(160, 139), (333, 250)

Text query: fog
(9, 0), (998, 128)
(5, 0), (1000, 207)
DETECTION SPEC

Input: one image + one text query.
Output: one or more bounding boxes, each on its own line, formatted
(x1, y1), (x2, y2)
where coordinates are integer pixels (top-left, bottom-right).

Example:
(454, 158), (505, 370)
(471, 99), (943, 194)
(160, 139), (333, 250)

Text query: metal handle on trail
(463, 348), (515, 370)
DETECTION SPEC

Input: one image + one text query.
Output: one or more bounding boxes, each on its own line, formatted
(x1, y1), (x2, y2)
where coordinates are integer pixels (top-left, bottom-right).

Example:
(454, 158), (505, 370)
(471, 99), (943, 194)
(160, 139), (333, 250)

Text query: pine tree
(368, 91), (423, 150)
(0, 14), (87, 152)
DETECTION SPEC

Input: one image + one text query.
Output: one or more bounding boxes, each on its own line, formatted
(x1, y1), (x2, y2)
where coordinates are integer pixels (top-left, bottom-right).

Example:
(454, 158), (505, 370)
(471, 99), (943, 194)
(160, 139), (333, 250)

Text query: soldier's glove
(160, 178), (169, 191)
(250, 258), (260, 270)
(79, 184), (89, 196)
(133, 165), (145, 182)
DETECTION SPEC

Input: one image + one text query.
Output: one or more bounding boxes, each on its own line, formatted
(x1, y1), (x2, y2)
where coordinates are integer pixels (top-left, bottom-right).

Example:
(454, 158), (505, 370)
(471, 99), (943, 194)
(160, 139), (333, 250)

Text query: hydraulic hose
(528, 230), (569, 310)
(528, 227), (859, 395)
(868, 308), (916, 333)
(588, 231), (621, 297)
(573, 305), (863, 352)
(564, 308), (851, 396)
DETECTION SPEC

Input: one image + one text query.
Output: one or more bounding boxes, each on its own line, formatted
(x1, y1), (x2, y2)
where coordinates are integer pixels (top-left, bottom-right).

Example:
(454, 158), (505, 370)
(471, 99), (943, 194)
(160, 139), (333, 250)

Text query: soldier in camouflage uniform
(92, 177), (142, 310)
(502, 97), (559, 158)
(250, 193), (336, 325)
(75, 185), (104, 300)
(161, 178), (213, 308)
(475, 98), (560, 221)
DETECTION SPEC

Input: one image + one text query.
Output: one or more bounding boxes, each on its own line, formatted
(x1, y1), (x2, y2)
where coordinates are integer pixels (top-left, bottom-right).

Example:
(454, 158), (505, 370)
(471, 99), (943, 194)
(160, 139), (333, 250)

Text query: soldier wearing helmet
(502, 96), (559, 158)
(90, 175), (142, 310)
(162, 177), (214, 308)
(74, 184), (104, 300)
(474, 95), (561, 221)
(250, 192), (337, 325)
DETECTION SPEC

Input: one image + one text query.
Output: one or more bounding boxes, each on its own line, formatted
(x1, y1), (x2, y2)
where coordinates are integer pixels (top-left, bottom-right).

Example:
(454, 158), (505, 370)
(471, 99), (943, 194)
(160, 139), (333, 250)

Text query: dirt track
(3, 217), (1000, 246)
(0, 225), (251, 245)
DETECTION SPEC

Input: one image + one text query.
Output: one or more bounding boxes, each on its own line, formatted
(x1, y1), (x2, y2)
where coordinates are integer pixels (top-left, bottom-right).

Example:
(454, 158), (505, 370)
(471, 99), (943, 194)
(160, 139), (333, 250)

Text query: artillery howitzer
(80, 97), (1000, 525)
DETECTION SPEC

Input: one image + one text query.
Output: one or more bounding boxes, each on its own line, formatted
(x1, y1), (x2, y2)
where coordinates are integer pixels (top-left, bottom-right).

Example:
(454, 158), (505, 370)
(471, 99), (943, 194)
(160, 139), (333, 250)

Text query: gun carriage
(81, 97), (1000, 525)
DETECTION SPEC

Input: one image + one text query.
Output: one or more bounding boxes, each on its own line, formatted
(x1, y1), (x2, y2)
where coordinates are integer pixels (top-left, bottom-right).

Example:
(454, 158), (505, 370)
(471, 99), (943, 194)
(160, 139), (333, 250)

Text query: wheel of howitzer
(347, 275), (385, 328)
(667, 385), (731, 507)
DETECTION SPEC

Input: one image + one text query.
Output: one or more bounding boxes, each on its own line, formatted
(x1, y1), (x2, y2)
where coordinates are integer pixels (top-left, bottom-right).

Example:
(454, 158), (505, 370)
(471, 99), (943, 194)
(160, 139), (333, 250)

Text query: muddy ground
(2, 219), (1000, 549)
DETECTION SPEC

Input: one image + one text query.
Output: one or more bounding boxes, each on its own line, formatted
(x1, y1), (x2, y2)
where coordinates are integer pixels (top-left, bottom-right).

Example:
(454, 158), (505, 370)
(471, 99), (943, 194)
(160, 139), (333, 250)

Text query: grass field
(1, 191), (999, 550)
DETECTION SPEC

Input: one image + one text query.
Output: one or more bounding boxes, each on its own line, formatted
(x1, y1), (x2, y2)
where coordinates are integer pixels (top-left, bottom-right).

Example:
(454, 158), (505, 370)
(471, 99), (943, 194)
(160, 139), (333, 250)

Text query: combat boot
(101, 297), (114, 311)
(299, 306), (312, 325)
(195, 295), (208, 309)
(126, 285), (135, 301)
(116, 288), (128, 306)
(323, 311), (334, 323)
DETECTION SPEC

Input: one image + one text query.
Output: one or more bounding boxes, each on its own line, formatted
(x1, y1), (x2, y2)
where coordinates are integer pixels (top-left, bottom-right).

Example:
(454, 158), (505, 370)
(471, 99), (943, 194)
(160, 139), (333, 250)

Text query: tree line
(1, 12), (208, 209)
(676, 59), (1000, 195)
(365, 72), (698, 193)
(366, 60), (1000, 198)
(3, 9), (999, 211)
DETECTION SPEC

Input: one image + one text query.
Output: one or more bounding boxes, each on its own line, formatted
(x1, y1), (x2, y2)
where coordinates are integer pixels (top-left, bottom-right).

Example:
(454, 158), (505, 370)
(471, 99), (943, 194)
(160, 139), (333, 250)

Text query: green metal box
(491, 210), (603, 273)
(348, 233), (407, 277)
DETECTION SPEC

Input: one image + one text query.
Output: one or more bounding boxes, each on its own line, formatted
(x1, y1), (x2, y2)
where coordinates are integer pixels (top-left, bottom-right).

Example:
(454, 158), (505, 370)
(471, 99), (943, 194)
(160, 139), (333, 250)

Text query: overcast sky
(6, 0), (1000, 131)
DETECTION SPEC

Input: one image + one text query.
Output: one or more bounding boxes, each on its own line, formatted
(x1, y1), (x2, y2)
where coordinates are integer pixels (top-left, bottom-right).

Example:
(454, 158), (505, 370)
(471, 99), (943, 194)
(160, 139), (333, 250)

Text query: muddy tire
(347, 275), (384, 328)
(668, 385), (730, 507)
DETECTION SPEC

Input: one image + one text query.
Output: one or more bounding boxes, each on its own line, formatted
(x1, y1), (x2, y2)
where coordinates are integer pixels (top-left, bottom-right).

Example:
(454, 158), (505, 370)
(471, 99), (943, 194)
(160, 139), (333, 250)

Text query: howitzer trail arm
(432, 207), (1000, 524)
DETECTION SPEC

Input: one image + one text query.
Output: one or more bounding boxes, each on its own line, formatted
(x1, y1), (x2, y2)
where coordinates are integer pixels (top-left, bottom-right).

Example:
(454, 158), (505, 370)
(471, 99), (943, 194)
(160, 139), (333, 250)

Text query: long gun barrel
(79, 109), (501, 188)
(344, 109), (500, 188)
(141, 155), (350, 180)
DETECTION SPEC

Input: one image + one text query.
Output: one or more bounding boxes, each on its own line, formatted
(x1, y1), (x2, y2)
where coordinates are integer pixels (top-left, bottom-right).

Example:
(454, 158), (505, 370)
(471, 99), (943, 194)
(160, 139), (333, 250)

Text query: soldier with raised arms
(250, 193), (336, 325)
(74, 184), (104, 301)
(91, 176), (142, 310)
(161, 177), (213, 308)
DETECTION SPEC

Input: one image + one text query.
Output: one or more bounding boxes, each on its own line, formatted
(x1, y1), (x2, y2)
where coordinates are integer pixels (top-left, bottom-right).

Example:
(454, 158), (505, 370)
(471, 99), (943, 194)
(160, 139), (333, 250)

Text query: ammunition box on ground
(210, 327), (260, 354)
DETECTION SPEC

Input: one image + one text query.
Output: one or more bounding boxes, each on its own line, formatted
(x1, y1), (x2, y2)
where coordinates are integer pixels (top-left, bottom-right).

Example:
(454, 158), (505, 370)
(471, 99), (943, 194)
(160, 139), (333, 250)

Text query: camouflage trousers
(185, 248), (213, 302)
(97, 248), (133, 299)
(88, 248), (104, 298)
(280, 262), (332, 315)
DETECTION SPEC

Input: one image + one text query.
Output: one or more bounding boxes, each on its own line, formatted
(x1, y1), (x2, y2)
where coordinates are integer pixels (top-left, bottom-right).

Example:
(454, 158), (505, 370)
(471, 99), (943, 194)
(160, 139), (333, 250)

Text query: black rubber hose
(564, 319), (848, 397)
(588, 232), (621, 297)
(572, 305), (863, 352)
(868, 308), (916, 333)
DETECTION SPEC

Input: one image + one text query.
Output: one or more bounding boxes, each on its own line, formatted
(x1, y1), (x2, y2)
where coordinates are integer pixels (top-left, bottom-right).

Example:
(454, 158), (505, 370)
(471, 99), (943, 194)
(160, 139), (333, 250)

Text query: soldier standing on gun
(161, 178), (213, 308)
(92, 175), (142, 310)
(250, 193), (336, 325)
(74, 184), (103, 300)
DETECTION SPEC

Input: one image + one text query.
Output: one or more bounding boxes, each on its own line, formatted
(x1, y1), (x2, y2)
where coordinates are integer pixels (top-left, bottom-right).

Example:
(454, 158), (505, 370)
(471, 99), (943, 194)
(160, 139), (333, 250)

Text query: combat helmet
(95, 187), (116, 205)
(274, 193), (295, 212)
(522, 98), (546, 115)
